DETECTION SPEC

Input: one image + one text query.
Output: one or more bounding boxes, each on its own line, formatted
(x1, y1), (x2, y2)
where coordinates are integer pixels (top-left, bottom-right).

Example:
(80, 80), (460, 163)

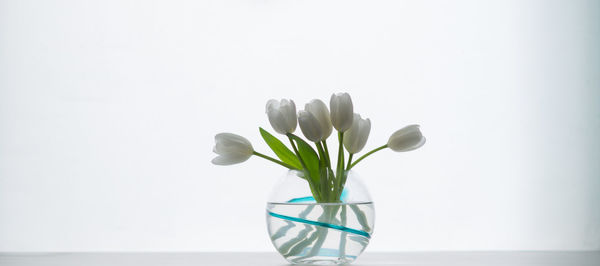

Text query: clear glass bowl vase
(266, 170), (375, 265)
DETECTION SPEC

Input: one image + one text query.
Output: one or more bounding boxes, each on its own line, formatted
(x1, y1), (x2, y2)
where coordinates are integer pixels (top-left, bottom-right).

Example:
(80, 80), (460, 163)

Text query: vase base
(288, 256), (354, 265)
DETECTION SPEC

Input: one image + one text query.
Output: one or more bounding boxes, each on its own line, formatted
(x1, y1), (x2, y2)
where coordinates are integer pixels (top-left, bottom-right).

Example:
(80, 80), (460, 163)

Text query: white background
(1, 0), (599, 252)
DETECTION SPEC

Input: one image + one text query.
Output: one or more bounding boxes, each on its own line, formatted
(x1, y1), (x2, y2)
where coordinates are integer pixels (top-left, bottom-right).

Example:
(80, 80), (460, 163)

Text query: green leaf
(259, 128), (302, 170)
(289, 134), (321, 185)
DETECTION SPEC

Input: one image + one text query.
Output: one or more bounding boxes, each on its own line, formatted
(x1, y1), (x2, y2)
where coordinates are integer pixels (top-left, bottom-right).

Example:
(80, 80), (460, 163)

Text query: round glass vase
(266, 170), (375, 265)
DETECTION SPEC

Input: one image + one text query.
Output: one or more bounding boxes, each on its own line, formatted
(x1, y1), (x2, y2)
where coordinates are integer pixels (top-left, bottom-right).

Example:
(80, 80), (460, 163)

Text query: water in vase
(266, 202), (375, 265)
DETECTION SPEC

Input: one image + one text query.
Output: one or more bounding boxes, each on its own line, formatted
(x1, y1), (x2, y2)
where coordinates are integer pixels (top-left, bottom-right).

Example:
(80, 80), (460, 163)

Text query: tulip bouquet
(212, 93), (425, 203)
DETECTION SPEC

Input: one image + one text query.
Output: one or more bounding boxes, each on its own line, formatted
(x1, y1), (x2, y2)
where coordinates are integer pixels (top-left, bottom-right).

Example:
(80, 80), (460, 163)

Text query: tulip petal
(387, 125), (425, 152)
(399, 137), (426, 152)
(330, 93), (354, 132)
(306, 99), (332, 139)
(267, 108), (288, 134)
(343, 113), (371, 154)
(266, 99), (297, 134)
(211, 133), (254, 165)
(266, 99), (279, 113)
(280, 99), (298, 133)
(211, 154), (251, 165)
(298, 110), (323, 142)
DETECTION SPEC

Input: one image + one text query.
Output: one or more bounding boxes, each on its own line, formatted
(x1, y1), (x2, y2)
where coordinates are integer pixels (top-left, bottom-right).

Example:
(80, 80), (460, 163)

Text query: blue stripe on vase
(287, 196), (316, 203)
(267, 211), (371, 239)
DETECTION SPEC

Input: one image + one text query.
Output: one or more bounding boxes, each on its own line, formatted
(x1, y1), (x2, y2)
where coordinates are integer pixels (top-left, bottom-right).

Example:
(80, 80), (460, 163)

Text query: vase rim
(267, 201), (373, 206)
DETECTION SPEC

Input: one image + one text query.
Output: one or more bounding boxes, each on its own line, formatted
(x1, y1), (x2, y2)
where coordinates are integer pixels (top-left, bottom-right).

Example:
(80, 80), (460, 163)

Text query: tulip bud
(387, 125), (426, 152)
(298, 110), (324, 142)
(343, 113), (371, 154)
(266, 99), (297, 134)
(305, 99), (333, 140)
(211, 133), (254, 165)
(330, 93), (354, 132)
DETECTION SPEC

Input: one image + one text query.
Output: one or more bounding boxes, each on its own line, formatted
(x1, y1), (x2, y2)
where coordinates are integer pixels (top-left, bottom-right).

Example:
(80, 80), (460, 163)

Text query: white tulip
(298, 110), (323, 142)
(266, 99), (297, 134)
(387, 125), (426, 152)
(304, 99), (333, 140)
(211, 133), (254, 165)
(330, 93), (354, 132)
(343, 113), (371, 154)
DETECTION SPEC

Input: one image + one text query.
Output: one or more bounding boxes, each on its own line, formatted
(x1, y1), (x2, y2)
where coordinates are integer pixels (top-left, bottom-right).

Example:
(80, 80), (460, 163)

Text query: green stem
(316, 142), (327, 165)
(337, 132), (345, 175)
(315, 142), (329, 201)
(348, 144), (388, 170)
(346, 153), (354, 171)
(287, 134), (308, 171)
(321, 140), (332, 168)
(287, 134), (321, 202)
(338, 152), (354, 199)
(252, 151), (298, 170)
(334, 132), (345, 202)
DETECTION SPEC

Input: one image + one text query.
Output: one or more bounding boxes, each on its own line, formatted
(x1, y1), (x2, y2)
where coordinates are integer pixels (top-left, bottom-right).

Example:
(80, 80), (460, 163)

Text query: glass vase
(266, 170), (375, 265)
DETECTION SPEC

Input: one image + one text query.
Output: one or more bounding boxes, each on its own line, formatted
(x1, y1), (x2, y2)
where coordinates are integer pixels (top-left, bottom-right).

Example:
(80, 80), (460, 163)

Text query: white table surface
(0, 252), (598, 266)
